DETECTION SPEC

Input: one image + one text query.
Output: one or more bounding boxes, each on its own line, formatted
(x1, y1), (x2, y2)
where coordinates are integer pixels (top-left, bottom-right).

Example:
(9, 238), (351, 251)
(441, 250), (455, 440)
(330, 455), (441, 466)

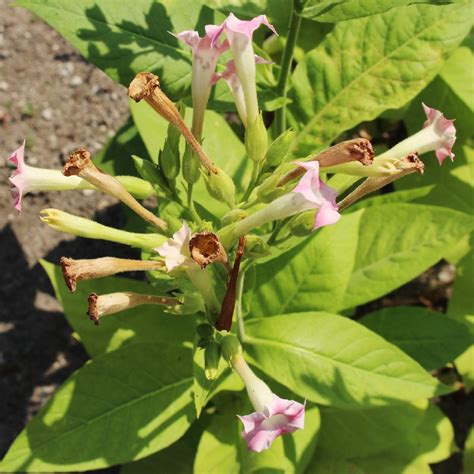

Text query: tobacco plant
(2, 0), (473, 472)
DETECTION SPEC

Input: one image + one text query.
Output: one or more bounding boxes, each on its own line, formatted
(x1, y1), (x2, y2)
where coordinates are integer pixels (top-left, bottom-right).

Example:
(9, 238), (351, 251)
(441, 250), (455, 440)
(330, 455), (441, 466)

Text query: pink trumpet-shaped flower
(155, 222), (196, 272)
(232, 354), (305, 452)
(221, 13), (277, 126)
(212, 56), (269, 126)
(292, 161), (341, 229)
(422, 103), (456, 165)
(172, 26), (228, 139)
(378, 104), (456, 166)
(8, 141), (89, 212)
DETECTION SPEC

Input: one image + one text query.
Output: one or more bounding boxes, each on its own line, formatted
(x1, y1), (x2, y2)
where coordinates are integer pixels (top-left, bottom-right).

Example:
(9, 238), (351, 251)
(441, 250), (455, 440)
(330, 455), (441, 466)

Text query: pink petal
(171, 30), (201, 50)
(224, 13), (277, 38)
(237, 412), (265, 433)
(314, 201), (341, 230)
(8, 141), (26, 212)
(293, 160), (319, 172)
(292, 168), (320, 202)
(243, 426), (282, 453)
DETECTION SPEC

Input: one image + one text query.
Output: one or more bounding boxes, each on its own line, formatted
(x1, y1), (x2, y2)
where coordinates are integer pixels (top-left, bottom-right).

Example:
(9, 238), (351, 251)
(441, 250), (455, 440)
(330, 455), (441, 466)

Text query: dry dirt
(0, 2), (471, 473)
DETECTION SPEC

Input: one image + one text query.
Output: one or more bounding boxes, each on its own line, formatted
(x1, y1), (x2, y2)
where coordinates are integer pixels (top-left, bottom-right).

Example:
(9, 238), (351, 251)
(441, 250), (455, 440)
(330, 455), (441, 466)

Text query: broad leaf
(194, 397), (320, 473)
(289, 3), (471, 155)
(342, 204), (473, 310)
(244, 312), (448, 408)
(41, 261), (195, 357)
(247, 211), (361, 317)
(360, 306), (472, 371)
(308, 404), (454, 473)
(16, 0), (214, 98)
(302, 0), (446, 22)
(0, 344), (195, 471)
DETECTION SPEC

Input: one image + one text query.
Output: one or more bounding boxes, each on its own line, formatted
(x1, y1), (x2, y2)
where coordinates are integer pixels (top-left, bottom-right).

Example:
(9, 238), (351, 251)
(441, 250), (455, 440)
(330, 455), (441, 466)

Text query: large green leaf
(360, 306), (472, 371)
(342, 204), (473, 310)
(244, 312), (448, 408)
(302, 0), (449, 22)
(247, 211), (360, 317)
(308, 403), (454, 473)
(41, 261), (195, 357)
(194, 397), (320, 473)
(0, 344), (195, 472)
(16, 0), (214, 98)
(316, 401), (428, 459)
(289, 2), (471, 155)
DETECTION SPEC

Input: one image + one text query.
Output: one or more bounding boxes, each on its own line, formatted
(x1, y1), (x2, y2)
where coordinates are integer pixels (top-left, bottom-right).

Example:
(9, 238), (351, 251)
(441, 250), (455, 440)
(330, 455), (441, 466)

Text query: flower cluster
(6, 11), (457, 453)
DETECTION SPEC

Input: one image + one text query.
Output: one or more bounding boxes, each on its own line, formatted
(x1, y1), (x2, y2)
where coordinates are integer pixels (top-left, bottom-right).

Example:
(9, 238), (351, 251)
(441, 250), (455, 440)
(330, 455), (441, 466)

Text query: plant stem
(241, 161), (260, 203)
(274, 2), (303, 136)
(186, 183), (201, 223)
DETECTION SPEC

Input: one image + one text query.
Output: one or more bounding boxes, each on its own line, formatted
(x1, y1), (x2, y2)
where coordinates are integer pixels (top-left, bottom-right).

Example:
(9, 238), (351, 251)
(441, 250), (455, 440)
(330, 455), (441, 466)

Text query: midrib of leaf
(18, 0), (192, 60)
(292, 5), (463, 150)
(245, 334), (434, 388)
(10, 376), (193, 458)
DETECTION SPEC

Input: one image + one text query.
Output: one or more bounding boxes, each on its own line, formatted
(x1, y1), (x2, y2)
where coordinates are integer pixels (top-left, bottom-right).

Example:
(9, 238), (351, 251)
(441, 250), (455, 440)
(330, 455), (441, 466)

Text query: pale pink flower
(8, 141), (87, 212)
(377, 104), (456, 166)
(232, 354), (305, 452)
(212, 56), (269, 126)
(220, 13), (277, 126)
(155, 222), (196, 272)
(172, 26), (228, 138)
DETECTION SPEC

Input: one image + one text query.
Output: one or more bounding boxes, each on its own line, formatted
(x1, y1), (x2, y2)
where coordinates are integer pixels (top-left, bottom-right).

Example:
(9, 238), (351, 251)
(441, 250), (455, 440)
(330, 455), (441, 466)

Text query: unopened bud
(257, 173), (287, 203)
(288, 210), (315, 237)
(189, 232), (228, 268)
(204, 340), (221, 380)
(222, 209), (249, 227)
(244, 234), (271, 259)
(182, 145), (201, 185)
(159, 140), (180, 181)
(87, 291), (179, 325)
(196, 323), (214, 339)
(221, 333), (243, 364)
(204, 167), (236, 208)
(245, 113), (268, 163)
(265, 129), (295, 167)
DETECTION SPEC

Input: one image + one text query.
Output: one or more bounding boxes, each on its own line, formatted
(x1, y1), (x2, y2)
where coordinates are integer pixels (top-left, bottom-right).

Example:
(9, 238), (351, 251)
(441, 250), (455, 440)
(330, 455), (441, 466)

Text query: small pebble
(69, 75), (83, 87)
(41, 108), (53, 121)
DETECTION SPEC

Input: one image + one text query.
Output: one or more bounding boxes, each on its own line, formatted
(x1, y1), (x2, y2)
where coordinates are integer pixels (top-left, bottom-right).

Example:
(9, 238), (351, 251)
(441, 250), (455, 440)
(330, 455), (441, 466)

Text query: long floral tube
(39, 209), (166, 249)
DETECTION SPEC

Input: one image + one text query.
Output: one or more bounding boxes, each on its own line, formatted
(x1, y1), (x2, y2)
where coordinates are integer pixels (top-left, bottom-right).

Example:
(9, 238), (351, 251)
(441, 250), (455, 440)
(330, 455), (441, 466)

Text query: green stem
(267, 219), (286, 245)
(274, 1), (303, 136)
(186, 183), (201, 223)
(241, 161), (260, 203)
(236, 270), (246, 343)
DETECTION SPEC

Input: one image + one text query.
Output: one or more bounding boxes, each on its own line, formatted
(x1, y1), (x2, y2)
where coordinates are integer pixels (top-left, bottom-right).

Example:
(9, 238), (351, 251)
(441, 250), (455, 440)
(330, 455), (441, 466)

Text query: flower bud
(204, 340), (221, 380)
(220, 333), (243, 364)
(204, 167), (236, 208)
(221, 208), (249, 226)
(245, 113), (268, 163)
(159, 139), (180, 182)
(288, 210), (315, 237)
(244, 234), (271, 259)
(182, 145), (201, 185)
(256, 173), (287, 203)
(265, 129), (295, 167)
(196, 322), (214, 339)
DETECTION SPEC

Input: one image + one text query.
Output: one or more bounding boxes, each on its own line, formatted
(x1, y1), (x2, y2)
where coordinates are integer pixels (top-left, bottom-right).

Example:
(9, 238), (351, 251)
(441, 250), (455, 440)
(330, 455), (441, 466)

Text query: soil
(0, 2), (471, 474)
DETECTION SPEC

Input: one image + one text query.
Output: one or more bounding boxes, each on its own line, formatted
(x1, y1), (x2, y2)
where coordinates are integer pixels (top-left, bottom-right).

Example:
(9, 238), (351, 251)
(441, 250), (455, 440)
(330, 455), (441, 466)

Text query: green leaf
(248, 211), (361, 317)
(41, 260), (195, 357)
(0, 344), (195, 471)
(440, 46), (474, 111)
(244, 312), (448, 408)
(289, 2), (471, 155)
(360, 306), (472, 371)
(16, 0), (214, 97)
(308, 403), (454, 473)
(342, 204), (473, 310)
(349, 186), (435, 210)
(316, 400), (428, 459)
(302, 0), (446, 22)
(121, 421), (203, 474)
(194, 397), (320, 473)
